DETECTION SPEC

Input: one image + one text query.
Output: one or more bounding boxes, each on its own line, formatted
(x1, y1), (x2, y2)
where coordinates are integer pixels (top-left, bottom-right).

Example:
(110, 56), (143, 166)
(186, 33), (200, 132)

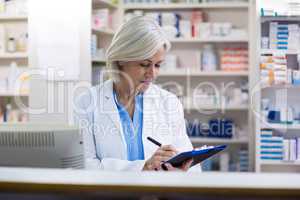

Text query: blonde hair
(106, 16), (171, 81)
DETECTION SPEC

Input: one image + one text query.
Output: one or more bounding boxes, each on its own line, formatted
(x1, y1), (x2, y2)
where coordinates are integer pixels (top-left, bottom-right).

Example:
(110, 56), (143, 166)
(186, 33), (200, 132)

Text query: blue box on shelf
(267, 110), (281, 123)
(209, 119), (233, 138)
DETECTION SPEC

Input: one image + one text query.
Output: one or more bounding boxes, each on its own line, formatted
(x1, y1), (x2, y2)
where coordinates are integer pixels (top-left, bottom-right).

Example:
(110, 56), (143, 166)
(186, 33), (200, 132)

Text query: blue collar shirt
(113, 91), (145, 161)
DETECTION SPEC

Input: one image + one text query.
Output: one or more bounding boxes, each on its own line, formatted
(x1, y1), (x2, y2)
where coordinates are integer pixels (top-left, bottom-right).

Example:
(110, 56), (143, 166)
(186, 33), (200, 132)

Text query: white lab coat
(74, 79), (201, 172)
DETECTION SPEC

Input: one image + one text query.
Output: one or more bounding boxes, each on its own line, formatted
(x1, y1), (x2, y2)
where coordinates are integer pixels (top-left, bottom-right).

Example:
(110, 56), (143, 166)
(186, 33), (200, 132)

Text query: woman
(74, 16), (201, 172)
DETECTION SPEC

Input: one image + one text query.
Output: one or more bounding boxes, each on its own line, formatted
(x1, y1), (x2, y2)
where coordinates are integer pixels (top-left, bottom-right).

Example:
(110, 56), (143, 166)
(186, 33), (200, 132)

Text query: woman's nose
(147, 64), (156, 76)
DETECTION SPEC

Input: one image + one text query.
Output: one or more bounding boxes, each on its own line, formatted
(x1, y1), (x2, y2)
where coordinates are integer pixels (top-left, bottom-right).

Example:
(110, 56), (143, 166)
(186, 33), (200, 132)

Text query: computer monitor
(0, 123), (84, 169)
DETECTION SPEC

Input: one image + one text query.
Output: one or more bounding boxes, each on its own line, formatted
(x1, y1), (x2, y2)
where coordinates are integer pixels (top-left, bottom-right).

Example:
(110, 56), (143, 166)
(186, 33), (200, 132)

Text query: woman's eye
(140, 63), (150, 68)
(140, 63), (161, 68)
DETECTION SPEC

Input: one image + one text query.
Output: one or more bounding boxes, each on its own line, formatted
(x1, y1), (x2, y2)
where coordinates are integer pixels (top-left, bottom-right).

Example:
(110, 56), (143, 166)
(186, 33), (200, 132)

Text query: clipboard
(161, 145), (227, 170)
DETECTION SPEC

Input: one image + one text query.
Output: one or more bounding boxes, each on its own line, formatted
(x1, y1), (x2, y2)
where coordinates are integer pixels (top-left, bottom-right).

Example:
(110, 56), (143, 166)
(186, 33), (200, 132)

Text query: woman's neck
(113, 81), (136, 104)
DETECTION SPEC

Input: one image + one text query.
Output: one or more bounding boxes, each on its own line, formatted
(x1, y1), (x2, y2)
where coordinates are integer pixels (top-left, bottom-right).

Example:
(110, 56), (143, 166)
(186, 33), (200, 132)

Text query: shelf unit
(0, 14), (27, 21)
(92, 57), (106, 64)
(190, 137), (248, 145)
(184, 104), (248, 111)
(123, 2), (249, 10)
(258, 160), (300, 173)
(261, 123), (300, 131)
(261, 84), (300, 90)
(255, 7), (300, 172)
(0, 6), (29, 124)
(0, 92), (28, 97)
(169, 37), (249, 43)
(21, 0), (257, 172)
(261, 49), (300, 55)
(121, 0), (254, 172)
(93, 0), (118, 9)
(260, 160), (300, 166)
(92, 27), (115, 36)
(260, 16), (300, 23)
(91, 0), (122, 84)
(0, 52), (28, 59)
(159, 70), (248, 77)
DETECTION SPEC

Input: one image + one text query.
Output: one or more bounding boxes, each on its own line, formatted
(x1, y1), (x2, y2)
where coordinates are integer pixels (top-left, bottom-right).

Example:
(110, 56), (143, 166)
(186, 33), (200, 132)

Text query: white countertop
(0, 167), (299, 190)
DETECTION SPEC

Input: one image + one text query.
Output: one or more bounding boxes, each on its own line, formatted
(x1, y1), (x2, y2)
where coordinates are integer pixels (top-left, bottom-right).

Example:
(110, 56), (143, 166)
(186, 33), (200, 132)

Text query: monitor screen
(0, 123), (84, 169)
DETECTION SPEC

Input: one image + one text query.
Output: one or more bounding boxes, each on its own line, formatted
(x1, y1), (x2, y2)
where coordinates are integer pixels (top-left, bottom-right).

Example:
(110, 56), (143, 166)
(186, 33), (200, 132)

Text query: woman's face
(118, 47), (166, 93)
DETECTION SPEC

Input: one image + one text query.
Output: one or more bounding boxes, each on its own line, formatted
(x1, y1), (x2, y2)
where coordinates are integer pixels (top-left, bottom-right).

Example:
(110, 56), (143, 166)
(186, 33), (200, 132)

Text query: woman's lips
(141, 80), (152, 85)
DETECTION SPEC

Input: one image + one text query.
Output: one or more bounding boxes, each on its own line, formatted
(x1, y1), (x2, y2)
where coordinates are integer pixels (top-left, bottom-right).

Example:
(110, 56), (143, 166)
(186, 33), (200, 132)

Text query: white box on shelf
(0, 79), (7, 93)
(0, 0), (4, 14)
(220, 152), (229, 172)
(198, 23), (211, 39)
(92, 9), (110, 30)
(0, 24), (5, 54)
(162, 25), (177, 39)
(163, 54), (177, 70)
(91, 34), (97, 57)
(179, 20), (191, 38)
(228, 29), (248, 40)
(290, 139), (297, 161)
(297, 138), (300, 160)
(283, 139), (290, 161)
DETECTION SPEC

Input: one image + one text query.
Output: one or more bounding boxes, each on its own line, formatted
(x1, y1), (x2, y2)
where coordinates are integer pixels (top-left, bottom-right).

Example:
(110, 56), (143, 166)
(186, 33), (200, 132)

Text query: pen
(147, 137), (170, 171)
(147, 137), (161, 147)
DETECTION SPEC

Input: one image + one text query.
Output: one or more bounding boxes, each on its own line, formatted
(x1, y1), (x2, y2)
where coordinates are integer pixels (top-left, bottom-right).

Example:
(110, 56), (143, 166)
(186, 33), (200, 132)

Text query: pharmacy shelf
(261, 84), (300, 90)
(93, 0), (118, 9)
(170, 37), (248, 43)
(261, 123), (300, 130)
(0, 53), (28, 59)
(261, 49), (300, 55)
(123, 2), (249, 10)
(91, 0), (254, 172)
(184, 104), (248, 111)
(92, 28), (115, 36)
(159, 70), (248, 77)
(260, 160), (300, 166)
(0, 92), (29, 97)
(261, 16), (300, 23)
(190, 137), (248, 144)
(0, 14), (27, 21)
(257, 10), (300, 173)
(92, 57), (106, 63)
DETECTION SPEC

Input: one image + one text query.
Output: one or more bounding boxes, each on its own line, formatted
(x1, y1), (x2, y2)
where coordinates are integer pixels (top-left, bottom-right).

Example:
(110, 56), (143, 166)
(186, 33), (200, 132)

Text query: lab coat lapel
(142, 84), (160, 159)
(101, 80), (127, 154)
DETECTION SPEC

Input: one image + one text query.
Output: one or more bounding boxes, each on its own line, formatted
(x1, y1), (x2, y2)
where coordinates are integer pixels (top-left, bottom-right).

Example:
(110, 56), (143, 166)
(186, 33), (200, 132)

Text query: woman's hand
(143, 145), (178, 171)
(163, 159), (193, 171)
